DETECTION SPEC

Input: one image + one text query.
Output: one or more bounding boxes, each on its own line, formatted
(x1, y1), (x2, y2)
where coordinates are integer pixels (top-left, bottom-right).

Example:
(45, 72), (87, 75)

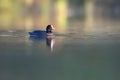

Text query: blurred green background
(0, 0), (120, 31)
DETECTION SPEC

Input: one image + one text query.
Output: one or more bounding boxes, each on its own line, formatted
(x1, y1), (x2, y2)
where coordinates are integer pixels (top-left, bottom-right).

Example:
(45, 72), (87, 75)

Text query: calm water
(0, 24), (120, 80)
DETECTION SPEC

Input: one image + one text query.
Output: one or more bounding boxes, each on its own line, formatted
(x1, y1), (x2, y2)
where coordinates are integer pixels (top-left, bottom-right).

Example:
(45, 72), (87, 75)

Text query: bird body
(29, 25), (55, 38)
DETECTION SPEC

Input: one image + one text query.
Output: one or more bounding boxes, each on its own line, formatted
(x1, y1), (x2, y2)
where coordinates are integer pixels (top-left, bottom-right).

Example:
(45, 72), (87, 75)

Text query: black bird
(29, 25), (55, 38)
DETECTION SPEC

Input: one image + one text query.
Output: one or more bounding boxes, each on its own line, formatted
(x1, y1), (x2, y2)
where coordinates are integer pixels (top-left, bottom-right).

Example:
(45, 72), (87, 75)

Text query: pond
(0, 23), (120, 80)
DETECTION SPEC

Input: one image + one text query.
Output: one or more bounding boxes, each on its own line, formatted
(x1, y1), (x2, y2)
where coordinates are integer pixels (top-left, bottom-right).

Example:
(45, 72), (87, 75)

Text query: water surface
(0, 24), (120, 80)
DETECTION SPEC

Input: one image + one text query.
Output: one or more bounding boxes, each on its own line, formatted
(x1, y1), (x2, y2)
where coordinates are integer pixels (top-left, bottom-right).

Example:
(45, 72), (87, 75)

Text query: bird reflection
(29, 35), (55, 52)
(46, 36), (55, 52)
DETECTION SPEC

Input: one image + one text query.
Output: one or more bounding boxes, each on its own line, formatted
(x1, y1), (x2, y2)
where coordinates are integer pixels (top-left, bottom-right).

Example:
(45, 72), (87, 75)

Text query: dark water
(0, 26), (120, 80)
